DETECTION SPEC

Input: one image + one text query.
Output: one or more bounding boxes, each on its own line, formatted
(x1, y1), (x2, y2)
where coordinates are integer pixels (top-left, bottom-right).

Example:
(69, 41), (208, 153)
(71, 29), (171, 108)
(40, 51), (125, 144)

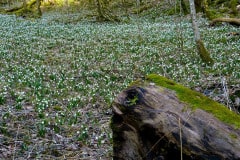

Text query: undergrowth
(0, 12), (239, 159)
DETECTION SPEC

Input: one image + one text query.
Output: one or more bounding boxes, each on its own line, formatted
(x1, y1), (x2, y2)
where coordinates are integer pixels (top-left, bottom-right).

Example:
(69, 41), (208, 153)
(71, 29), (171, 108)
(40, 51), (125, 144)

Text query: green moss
(196, 39), (214, 66)
(127, 95), (138, 106)
(205, 8), (220, 20)
(0, 95), (6, 105)
(219, 8), (229, 13)
(164, 7), (177, 15)
(8, 0), (42, 18)
(215, 0), (226, 5)
(229, 133), (238, 139)
(15, 8), (33, 17)
(128, 79), (144, 87)
(163, 0), (189, 16)
(230, 0), (238, 15)
(53, 105), (62, 111)
(207, 0), (240, 19)
(146, 74), (240, 128)
(202, 0), (220, 20)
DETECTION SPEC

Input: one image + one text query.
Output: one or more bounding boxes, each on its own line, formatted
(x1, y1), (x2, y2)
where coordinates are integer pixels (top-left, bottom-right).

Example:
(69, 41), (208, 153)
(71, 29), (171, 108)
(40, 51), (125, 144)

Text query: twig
(13, 124), (20, 160)
(179, 117), (183, 160)
(221, 76), (232, 111)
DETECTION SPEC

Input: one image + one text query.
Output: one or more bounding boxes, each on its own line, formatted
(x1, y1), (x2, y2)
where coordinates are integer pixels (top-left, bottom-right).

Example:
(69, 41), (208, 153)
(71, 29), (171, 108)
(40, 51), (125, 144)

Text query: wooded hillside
(1, 0), (240, 21)
(0, 0), (239, 159)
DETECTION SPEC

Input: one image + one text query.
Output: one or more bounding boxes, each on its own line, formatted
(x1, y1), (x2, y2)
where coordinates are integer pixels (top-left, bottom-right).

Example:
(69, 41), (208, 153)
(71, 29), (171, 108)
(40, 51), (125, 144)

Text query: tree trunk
(64, 0), (68, 6)
(202, 0), (210, 19)
(36, 0), (42, 16)
(194, 0), (203, 12)
(180, 0), (189, 14)
(95, 0), (120, 22)
(189, 0), (200, 40)
(111, 74), (240, 160)
(189, 0), (214, 65)
(96, 0), (104, 20)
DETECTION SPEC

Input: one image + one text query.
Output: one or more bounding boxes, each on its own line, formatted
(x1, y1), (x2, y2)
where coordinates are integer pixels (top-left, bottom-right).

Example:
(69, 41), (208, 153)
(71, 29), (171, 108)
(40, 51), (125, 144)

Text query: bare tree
(188, 0), (214, 65)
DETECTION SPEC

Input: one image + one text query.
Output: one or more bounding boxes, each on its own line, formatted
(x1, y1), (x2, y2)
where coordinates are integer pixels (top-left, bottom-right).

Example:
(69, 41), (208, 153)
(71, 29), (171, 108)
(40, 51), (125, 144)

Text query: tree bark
(95, 0), (120, 22)
(180, 0), (189, 14)
(111, 74), (240, 160)
(36, 0), (42, 16)
(194, 0), (203, 12)
(189, 0), (214, 65)
(96, 0), (104, 20)
(189, 0), (200, 40)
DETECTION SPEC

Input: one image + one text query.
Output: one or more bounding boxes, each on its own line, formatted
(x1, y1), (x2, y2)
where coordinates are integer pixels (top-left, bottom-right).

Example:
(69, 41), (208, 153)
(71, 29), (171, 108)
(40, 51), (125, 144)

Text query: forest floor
(0, 9), (239, 159)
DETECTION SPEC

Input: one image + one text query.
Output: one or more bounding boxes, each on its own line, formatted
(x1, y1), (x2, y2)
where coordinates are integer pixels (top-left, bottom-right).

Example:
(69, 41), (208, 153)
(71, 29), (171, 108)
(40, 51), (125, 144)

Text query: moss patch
(5, 0), (42, 18)
(229, 133), (238, 139)
(146, 74), (240, 128)
(196, 39), (214, 66)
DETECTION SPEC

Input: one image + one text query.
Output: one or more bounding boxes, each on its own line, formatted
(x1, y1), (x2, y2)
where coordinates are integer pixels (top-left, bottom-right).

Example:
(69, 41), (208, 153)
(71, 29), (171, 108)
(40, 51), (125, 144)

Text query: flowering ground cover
(0, 12), (239, 159)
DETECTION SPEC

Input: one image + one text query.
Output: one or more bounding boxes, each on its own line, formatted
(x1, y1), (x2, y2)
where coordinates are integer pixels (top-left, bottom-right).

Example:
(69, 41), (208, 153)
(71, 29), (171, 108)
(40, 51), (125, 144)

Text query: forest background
(0, 0), (239, 159)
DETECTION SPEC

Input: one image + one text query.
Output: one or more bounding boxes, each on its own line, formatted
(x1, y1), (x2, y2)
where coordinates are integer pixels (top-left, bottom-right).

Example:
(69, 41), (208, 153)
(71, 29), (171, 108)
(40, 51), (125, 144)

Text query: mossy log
(210, 18), (240, 26)
(111, 74), (240, 160)
(5, 0), (42, 18)
(194, 0), (240, 20)
(5, 0), (36, 12)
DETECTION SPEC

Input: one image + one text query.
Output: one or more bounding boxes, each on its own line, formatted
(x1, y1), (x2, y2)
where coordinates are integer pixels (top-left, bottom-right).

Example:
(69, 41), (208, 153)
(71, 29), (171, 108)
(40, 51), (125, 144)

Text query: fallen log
(5, 0), (42, 18)
(5, 0), (36, 12)
(111, 74), (240, 160)
(210, 18), (240, 26)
